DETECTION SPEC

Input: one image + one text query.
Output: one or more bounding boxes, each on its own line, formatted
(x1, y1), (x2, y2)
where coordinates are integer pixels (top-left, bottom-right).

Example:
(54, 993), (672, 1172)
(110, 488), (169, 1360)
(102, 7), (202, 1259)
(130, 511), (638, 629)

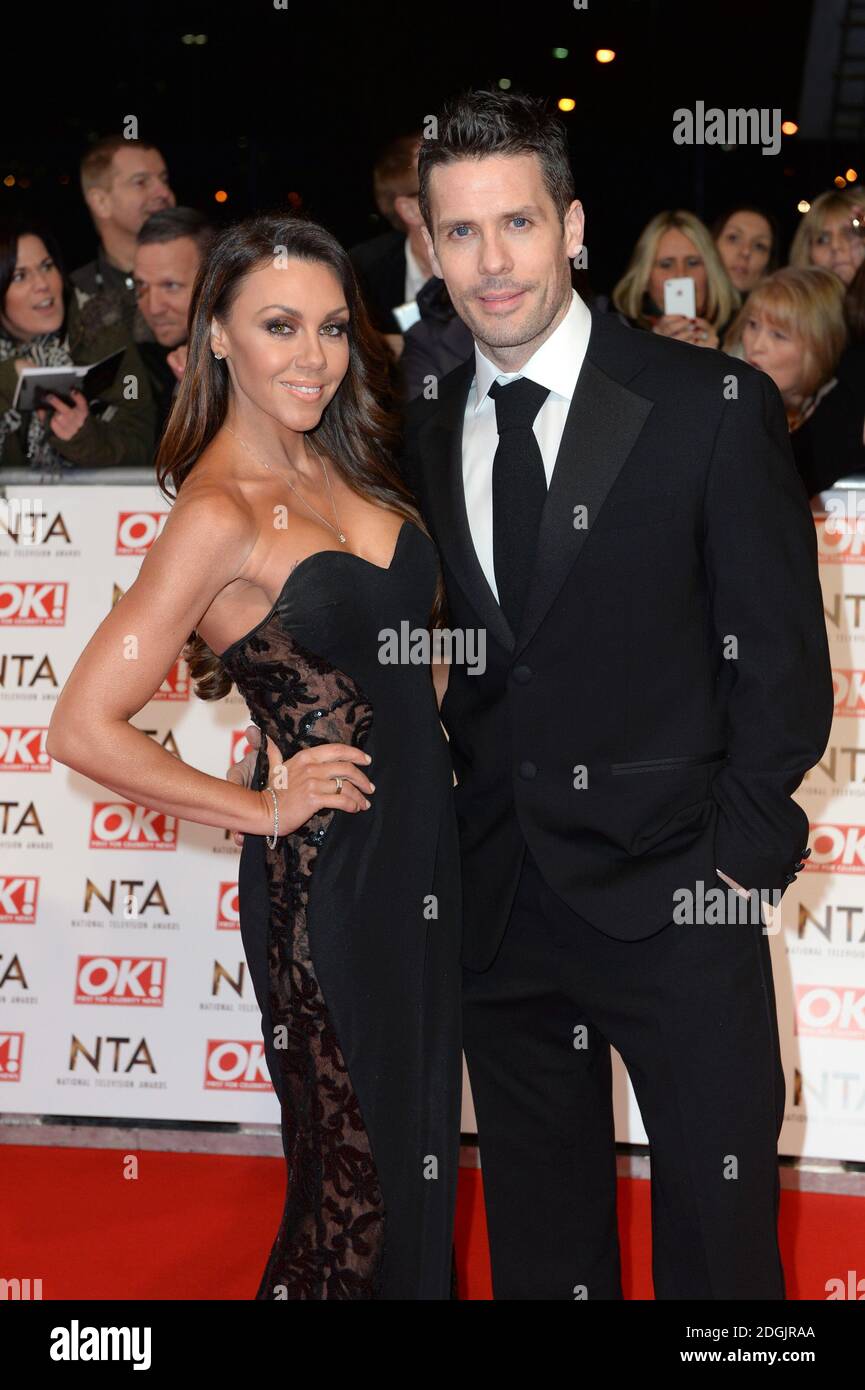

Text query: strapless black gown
(218, 519), (463, 1300)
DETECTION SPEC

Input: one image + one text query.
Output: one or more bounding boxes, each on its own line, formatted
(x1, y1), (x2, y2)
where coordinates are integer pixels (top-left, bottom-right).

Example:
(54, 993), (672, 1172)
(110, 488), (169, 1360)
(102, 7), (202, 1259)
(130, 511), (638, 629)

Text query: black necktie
(489, 377), (551, 633)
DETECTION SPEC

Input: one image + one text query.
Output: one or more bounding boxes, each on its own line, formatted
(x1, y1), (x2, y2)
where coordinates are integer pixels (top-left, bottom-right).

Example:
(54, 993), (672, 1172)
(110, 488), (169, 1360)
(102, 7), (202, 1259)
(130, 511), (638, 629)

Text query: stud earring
(213, 350), (224, 360)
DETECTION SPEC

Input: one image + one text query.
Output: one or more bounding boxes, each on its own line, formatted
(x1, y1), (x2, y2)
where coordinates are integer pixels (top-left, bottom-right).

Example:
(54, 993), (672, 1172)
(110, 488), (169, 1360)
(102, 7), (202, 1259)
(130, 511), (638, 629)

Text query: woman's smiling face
(211, 257), (351, 430)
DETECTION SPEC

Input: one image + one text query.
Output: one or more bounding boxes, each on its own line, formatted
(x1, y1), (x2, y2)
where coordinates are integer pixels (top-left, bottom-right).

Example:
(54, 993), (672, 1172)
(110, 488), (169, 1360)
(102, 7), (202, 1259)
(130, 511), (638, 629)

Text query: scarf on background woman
(0, 328), (75, 472)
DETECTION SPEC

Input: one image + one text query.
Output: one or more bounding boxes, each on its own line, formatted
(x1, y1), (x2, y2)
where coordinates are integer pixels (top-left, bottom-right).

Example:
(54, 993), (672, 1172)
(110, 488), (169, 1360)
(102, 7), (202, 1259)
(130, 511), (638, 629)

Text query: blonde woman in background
(788, 187), (865, 287)
(611, 209), (739, 347)
(723, 266), (859, 496)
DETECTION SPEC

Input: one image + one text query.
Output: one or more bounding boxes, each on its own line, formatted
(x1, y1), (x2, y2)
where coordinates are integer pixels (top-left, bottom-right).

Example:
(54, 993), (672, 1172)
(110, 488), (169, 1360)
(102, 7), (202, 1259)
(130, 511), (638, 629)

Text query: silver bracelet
(264, 786), (278, 848)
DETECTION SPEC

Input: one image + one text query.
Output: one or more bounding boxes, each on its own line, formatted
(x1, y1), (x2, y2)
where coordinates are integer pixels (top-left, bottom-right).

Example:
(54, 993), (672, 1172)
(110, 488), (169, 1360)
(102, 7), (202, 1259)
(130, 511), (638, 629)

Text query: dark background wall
(0, 0), (850, 293)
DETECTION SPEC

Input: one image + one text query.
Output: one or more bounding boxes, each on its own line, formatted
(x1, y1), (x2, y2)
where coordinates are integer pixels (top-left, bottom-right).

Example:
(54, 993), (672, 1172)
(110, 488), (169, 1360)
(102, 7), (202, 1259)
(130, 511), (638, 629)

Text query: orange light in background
(781, 120), (798, 135)
(596, 49), (615, 63)
(797, 200), (811, 213)
(287, 190), (302, 209)
(3, 175), (15, 187)
(214, 189), (228, 203)
(835, 175), (847, 188)
(557, 98), (576, 112)
(846, 167), (859, 182)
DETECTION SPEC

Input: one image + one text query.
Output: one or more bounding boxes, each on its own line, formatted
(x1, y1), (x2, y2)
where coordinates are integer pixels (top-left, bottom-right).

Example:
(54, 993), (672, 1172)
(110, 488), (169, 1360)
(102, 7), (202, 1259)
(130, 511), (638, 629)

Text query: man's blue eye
(513, 217), (528, 228)
(452, 226), (470, 238)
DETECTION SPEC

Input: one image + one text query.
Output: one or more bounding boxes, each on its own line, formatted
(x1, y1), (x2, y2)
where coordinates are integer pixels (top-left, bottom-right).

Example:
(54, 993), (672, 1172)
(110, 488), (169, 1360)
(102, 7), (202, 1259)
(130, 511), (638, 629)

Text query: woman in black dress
(46, 214), (463, 1299)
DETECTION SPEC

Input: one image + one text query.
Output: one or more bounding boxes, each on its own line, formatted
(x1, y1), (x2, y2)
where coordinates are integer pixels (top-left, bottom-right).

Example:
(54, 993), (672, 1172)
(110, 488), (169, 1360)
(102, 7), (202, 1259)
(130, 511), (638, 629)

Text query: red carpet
(2, 1144), (860, 1300)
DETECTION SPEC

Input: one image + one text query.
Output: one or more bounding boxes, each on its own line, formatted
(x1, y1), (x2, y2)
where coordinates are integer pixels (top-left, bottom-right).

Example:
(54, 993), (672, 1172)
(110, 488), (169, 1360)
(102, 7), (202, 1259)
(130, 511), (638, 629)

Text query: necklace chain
(224, 425), (347, 543)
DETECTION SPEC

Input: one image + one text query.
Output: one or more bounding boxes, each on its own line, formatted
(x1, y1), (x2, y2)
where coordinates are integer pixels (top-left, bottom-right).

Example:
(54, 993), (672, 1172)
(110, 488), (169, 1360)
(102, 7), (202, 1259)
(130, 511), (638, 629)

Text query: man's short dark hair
(137, 207), (215, 257)
(417, 89), (575, 234)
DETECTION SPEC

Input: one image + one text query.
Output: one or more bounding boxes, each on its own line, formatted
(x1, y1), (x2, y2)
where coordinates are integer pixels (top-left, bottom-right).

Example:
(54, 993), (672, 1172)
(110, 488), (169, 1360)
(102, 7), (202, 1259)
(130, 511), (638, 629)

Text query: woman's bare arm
(45, 486), (271, 837)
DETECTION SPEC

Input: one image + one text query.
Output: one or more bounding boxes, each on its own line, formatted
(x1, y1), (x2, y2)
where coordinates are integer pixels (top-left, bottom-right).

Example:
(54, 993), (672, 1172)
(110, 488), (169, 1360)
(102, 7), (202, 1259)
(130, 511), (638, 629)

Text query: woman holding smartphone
(610, 209), (740, 348)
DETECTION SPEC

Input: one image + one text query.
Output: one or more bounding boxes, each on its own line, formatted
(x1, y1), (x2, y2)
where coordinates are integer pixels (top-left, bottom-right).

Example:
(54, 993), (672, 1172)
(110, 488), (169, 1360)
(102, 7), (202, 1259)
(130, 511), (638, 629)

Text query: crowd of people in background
(1, 130), (863, 497)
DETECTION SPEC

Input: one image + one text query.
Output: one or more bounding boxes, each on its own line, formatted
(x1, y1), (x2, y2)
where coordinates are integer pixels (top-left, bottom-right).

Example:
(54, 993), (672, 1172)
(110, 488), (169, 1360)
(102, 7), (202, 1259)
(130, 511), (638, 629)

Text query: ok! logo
(89, 802), (178, 851)
(807, 823), (865, 873)
(833, 670), (865, 716)
(204, 1039), (273, 1092)
(795, 985), (865, 1041)
(0, 727), (51, 772)
(216, 882), (239, 930)
(75, 956), (167, 1006)
(817, 497), (865, 563)
(0, 1032), (24, 1081)
(0, 876), (39, 924)
(0, 581), (67, 627)
(115, 510), (168, 557)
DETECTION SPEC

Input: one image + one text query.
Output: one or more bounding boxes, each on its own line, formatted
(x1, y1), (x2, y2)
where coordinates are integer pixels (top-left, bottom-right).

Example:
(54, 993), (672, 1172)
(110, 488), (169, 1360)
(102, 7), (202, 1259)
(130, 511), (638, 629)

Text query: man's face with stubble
(421, 152), (584, 363)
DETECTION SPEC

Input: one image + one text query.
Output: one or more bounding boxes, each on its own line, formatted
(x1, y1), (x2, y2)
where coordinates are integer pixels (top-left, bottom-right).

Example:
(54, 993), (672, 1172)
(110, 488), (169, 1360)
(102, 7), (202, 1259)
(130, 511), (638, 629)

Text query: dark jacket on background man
(71, 244), (154, 344)
(400, 277), (474, 400)
(790, 342), (865, 497)
(349, 228), (408, 334)
(137, 340), (179, 439)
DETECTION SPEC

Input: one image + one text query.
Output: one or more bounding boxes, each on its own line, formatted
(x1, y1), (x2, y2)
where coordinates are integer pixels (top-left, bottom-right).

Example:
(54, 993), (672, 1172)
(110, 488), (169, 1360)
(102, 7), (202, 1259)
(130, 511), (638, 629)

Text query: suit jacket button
(512, 664), (532, 684)
(519, 760), (537, 780)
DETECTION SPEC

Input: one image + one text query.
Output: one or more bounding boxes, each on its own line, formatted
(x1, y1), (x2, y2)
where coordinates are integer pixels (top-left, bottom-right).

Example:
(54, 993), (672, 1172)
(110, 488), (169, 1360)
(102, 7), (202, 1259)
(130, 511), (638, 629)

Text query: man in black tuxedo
(402, 90), (834, 1299)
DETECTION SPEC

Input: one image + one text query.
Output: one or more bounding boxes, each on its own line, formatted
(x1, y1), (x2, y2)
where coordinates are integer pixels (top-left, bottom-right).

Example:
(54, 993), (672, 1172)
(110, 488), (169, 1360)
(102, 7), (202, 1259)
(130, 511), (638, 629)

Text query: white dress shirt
(461, 288), (592, 600)
(404, 239), (428, 303)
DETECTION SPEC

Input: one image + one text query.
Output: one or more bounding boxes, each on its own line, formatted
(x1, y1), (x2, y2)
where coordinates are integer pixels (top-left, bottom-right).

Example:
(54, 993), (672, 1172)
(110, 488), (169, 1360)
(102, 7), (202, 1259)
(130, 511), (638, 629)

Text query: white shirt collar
(472, 288), (591, 413)
(404, 238), (427, 301)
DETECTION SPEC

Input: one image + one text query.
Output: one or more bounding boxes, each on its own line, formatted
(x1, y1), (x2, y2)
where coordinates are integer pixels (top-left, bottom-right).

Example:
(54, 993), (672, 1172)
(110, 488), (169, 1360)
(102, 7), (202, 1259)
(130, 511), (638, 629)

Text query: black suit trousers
(461, 846), (787, 1300)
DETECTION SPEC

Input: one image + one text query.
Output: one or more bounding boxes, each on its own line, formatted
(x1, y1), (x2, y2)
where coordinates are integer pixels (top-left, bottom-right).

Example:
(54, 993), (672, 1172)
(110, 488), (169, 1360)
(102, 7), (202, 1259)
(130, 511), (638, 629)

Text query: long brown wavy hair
(155, 212), (443, 700)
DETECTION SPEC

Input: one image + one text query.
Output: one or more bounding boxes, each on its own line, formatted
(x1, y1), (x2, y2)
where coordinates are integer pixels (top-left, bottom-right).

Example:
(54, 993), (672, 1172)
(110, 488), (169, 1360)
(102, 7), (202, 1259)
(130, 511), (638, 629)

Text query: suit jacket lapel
(514, 355), (655, 655)
(417, 361), (515, 652)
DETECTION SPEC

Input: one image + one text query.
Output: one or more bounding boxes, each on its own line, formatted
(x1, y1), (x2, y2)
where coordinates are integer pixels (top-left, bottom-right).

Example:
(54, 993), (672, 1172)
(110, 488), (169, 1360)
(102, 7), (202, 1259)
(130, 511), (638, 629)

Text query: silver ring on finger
(332, 775), (343, 794)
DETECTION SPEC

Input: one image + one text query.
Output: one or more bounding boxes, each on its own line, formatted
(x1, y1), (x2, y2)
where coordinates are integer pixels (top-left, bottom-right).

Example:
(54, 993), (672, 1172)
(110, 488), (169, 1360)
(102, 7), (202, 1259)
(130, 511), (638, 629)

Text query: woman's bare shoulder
(170, 450), (258, 536)
(159, 456), (260, 574)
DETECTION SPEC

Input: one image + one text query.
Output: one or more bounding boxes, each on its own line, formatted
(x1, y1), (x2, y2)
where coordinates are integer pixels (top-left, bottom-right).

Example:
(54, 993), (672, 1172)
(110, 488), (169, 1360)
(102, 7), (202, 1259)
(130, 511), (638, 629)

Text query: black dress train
(218, 519), (463, 1299)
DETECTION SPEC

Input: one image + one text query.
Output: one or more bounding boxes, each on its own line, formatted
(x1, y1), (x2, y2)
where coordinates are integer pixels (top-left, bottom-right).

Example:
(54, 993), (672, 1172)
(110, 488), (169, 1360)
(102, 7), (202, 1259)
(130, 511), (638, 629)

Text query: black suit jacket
(349, 230), (408, 335)
(402, 304), (834, 971)
(790, 342), (865, 498)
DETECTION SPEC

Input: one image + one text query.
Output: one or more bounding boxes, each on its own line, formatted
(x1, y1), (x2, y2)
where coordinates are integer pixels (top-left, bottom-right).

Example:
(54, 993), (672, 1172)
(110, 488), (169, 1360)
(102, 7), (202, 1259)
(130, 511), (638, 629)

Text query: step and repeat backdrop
(0, 481), (862, 1160)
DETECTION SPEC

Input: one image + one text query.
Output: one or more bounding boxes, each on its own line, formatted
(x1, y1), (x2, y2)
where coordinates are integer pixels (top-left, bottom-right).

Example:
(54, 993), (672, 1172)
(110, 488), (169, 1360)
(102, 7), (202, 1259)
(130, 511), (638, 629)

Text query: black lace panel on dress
(222, 614), (384, 1299)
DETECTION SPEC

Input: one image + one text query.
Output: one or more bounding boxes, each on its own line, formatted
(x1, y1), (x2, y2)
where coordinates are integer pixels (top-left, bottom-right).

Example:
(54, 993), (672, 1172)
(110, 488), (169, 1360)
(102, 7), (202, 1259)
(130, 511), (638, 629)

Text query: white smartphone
(663, 276), (696, 319)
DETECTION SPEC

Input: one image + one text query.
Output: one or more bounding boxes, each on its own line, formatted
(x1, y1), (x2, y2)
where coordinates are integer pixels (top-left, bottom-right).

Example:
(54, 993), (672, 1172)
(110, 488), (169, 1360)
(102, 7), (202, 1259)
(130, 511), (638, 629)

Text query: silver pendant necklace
(224, 424), (348, 543)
